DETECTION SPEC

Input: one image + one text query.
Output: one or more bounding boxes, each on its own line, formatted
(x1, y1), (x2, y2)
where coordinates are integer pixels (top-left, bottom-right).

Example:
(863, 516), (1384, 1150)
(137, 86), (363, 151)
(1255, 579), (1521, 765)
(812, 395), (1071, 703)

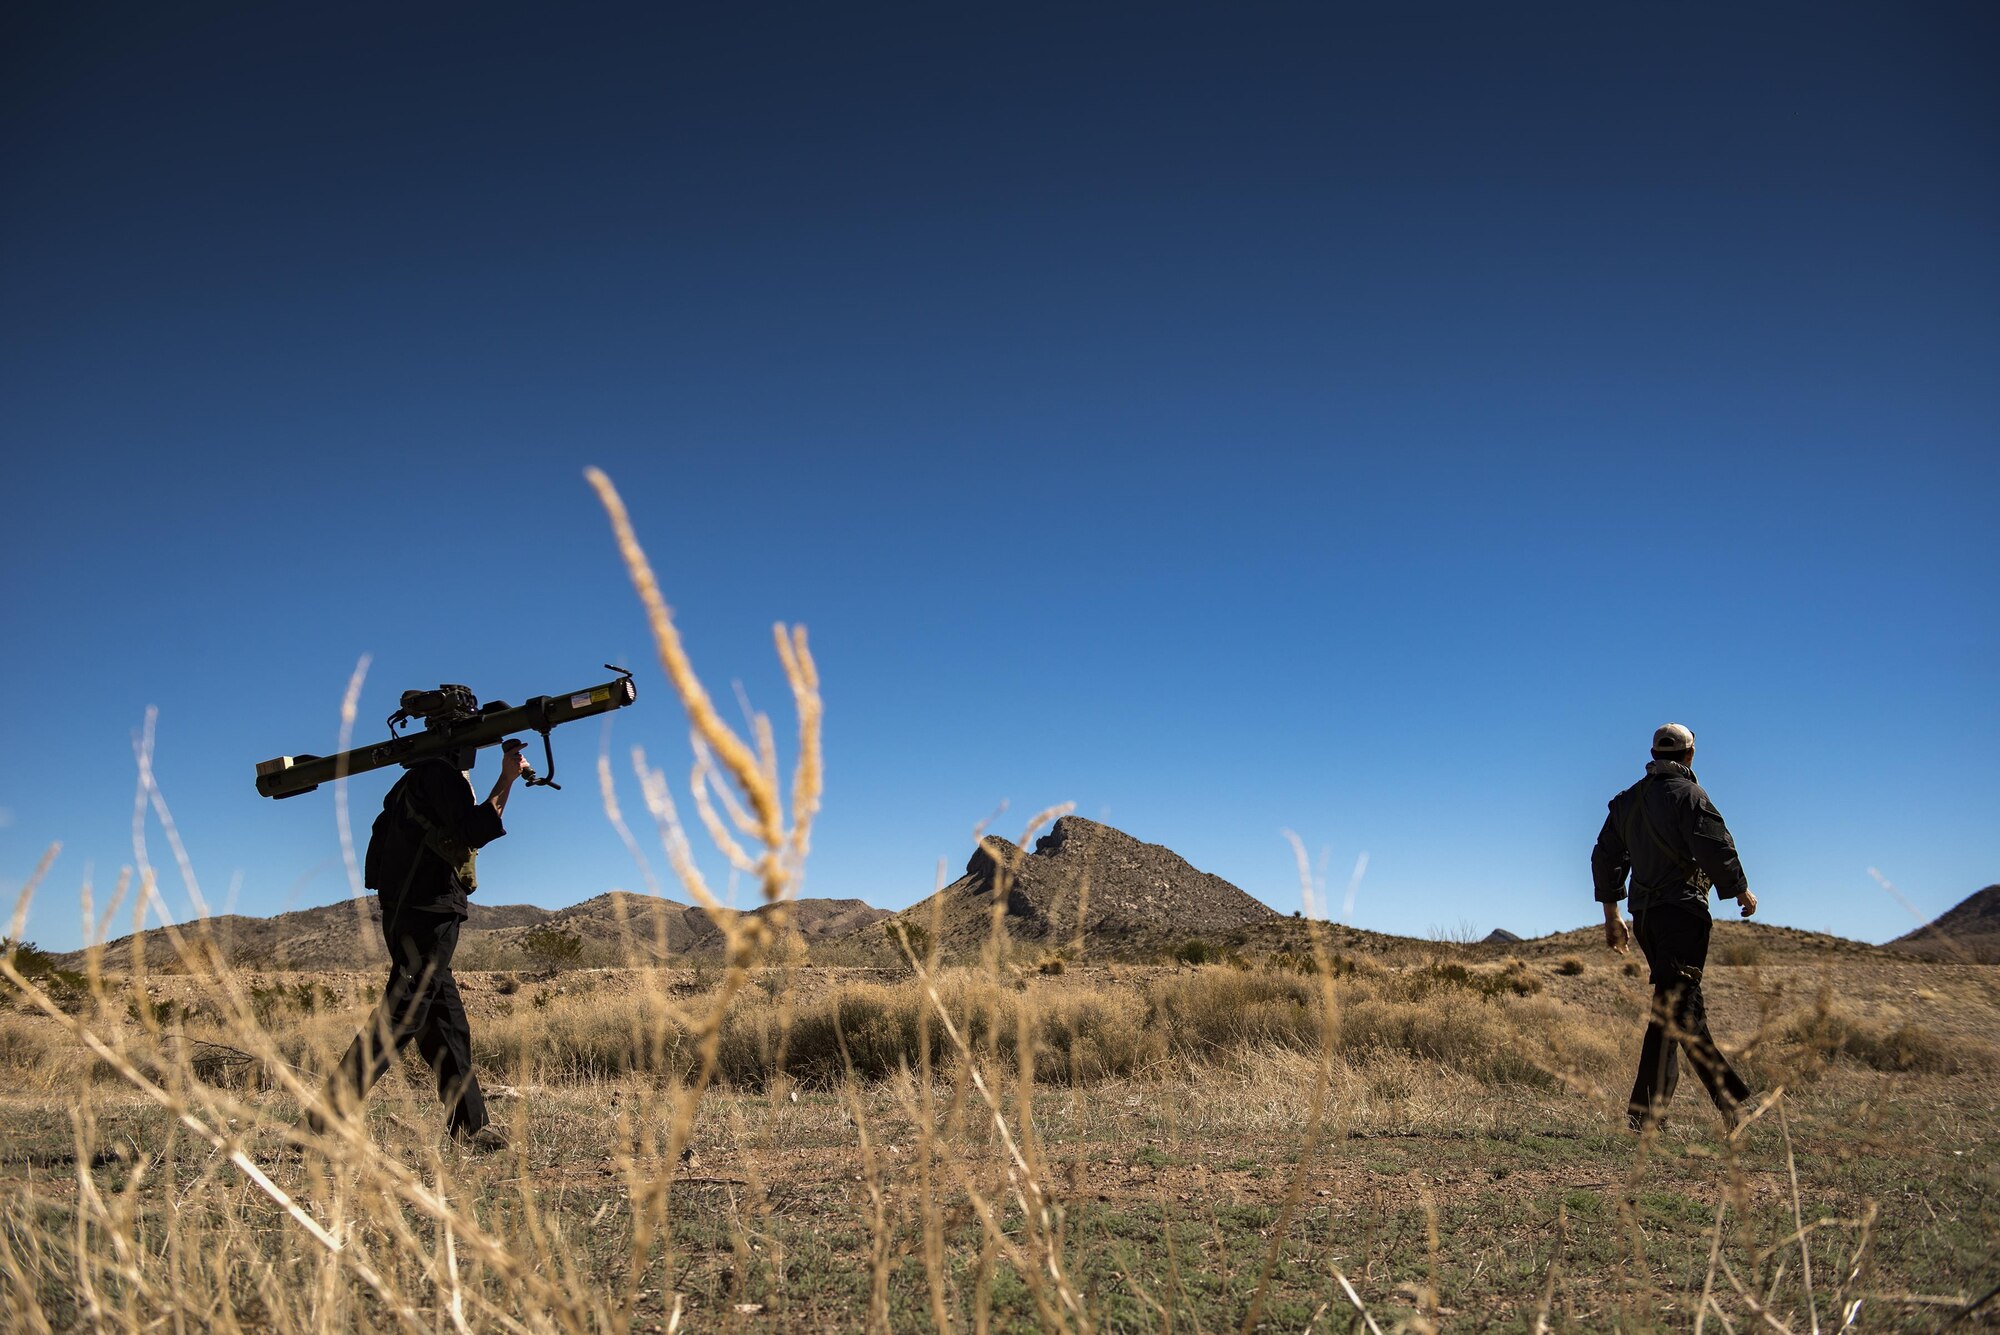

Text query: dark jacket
(1592, 759), (1748, 914)
(363, 759), (505, 920)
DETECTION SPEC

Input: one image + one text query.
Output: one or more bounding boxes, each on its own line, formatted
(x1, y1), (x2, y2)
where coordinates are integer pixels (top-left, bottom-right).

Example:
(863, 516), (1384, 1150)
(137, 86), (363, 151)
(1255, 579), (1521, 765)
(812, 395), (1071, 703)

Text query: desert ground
(3, 929), (1995, 1333)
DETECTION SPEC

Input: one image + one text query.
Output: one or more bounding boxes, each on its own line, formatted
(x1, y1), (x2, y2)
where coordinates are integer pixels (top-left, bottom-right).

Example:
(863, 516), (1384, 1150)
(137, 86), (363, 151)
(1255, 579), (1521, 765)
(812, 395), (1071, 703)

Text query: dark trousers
(328, 906), (488, 1136)
(1629, 903), (1751, 1126)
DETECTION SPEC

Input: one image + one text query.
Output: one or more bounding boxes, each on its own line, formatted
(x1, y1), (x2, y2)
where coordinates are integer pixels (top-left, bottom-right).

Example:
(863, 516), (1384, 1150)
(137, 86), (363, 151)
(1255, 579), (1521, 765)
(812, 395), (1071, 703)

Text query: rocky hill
(1484, 917), (1892, 964)
(54, 899), (552, 973)
(60, 892), (889, 973)
(55, 838), (1962, 975)
(477, 891), (890, 963)
(1889, 885), (2000, 963)
(887, 816), (1278, 959)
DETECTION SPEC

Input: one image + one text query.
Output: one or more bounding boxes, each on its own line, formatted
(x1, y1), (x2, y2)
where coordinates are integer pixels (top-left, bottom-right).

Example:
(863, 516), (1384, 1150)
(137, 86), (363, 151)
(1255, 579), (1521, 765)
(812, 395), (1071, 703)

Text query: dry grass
(435, 963), (1626, 1092)
(1779, 995), (1996, 1076)
(3, 472), (1996, 1333)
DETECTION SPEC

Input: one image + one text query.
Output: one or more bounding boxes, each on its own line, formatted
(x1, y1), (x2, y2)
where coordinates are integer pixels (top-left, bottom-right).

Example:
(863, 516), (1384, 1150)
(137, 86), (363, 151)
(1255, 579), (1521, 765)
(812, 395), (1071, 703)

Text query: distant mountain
(1889, 885), (2000, 963)
(478, 891), (891, 962)
(57, 847), (1947, 976)
(59, 891), (890, 973)
(1503, 917), (1897, 963)
(888, 816), (1277, 959)
(53, 899), (552, 973)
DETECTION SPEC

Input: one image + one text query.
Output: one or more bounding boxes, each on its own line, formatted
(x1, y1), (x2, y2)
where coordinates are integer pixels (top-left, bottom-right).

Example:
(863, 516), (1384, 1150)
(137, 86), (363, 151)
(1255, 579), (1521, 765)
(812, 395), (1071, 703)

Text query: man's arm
(485, 740), (529, 819)
(1683, 787), (1754, 916)
(1591, 809), (1632, 953)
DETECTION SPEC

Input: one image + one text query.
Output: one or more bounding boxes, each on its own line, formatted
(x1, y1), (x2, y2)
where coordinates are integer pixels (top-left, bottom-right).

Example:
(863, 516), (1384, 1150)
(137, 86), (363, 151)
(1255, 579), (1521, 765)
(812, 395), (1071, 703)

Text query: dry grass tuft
(1780, 999), (1996, 1075)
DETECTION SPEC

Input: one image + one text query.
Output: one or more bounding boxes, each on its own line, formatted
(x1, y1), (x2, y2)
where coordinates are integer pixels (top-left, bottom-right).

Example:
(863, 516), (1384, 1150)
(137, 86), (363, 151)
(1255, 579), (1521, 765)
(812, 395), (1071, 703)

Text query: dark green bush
(2, 939), (88, 1009)
(520, 926), (585, 971)
(1397, 960), (1541, 1001)
(883, 920), (931, 969)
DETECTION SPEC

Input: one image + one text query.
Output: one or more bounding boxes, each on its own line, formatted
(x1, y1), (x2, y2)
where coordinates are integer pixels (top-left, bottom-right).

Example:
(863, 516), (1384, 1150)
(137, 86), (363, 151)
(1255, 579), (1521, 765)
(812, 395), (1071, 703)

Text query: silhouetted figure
(1592, 724), (1756, 1132)
(316, 739), (527, 1148)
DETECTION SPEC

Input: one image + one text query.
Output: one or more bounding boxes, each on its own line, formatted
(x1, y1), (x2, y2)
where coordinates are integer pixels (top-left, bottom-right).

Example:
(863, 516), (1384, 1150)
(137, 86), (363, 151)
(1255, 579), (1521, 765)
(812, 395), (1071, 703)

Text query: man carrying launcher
(1592, 723), (1758, 1134)
(257, 670), (635, 1146)
(313, 718), (529, 1150)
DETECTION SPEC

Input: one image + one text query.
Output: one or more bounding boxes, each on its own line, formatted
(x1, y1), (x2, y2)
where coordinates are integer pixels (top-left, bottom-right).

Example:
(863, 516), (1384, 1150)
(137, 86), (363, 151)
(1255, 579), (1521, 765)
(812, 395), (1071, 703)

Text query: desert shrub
(0, 1015), (61, 1077)
(471, 965), (1626, 1092)
(1145, 969), (1322, 1055)
(260, 1006), (368, 1077)
(882, 920), (930, 970)
(726, 972), (1029, 1086)
(1037, 953), (1066, 976)
(1340, 995), (1508, 1076)
(2, 939), (88, 1012)
(476, 987), (699, 1081)
(1622, 960), (1643, 977)
(759, 983), (931, 1085)
(1265, 950), (1358, 978)
(1174, 940), (1213, 966)
(185, 1039), (264, 1090)
(247, 980), (335, 1025)
(1030, 990), (1160, 1083)
(1488, 960), (1543, 996)
(1337, 992), (1617, 1088)
(1781, 1007), (1993, 1075)
(1713, 940), (1763, 967)
(1395, 960), (1541, 1001)
(1556, 957), (1585, 976)
(520, 926), (585, 972)
(128, 995), (223, 1029)
(1505, 998), (1626, 1086)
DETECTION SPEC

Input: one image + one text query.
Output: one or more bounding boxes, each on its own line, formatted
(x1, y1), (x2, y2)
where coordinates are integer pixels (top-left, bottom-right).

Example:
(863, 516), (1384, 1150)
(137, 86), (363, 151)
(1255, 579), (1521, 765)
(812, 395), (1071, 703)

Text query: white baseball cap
(1651, 722), (1696, 754)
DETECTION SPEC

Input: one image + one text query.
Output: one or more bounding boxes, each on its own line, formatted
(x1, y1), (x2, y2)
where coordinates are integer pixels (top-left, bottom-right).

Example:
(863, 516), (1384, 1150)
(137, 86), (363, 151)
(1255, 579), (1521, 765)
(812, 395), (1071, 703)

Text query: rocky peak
(937, 815), (1276, 949)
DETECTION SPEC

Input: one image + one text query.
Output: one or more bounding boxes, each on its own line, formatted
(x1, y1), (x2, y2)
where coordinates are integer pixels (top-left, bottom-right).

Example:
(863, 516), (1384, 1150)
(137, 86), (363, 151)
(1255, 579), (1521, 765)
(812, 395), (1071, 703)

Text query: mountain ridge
(50, 837), (1981, 971)
(887, 815), (1280, 959)
(57, 892), (891, 972)
(1888, 884), (2000, 963)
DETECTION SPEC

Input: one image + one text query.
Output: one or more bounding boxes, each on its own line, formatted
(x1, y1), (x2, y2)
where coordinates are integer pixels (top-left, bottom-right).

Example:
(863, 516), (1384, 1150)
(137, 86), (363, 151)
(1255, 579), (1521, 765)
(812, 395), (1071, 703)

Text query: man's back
(363, 759), (505, 920)
(1593, 758), (1748, 914)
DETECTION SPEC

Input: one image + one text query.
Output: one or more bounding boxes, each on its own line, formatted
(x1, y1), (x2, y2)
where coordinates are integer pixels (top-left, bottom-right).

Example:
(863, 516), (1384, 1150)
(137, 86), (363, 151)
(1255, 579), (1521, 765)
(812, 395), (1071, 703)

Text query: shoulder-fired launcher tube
(254, 672), (637, 799)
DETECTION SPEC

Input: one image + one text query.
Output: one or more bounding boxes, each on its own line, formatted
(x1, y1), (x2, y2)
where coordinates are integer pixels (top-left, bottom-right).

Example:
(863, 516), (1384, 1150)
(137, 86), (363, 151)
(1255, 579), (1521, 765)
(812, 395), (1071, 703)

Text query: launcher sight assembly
(254, 666), (637, 799)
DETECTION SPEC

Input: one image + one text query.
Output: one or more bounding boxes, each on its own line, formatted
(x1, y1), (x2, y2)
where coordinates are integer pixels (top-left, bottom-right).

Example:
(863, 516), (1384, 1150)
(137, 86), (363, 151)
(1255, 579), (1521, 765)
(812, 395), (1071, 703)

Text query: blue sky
(3, 2), (1994, 952)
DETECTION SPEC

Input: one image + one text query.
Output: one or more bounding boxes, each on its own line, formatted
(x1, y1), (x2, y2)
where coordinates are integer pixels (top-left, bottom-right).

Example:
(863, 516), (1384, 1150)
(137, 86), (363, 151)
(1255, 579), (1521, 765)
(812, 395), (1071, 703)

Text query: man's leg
(323, 912), (442, 1122)
(1628, 985), (1681, 1128)
(1627, 907), (1681, 1128)
(1666, 967), (1752, 1115)
(408, 916), (489, 1138)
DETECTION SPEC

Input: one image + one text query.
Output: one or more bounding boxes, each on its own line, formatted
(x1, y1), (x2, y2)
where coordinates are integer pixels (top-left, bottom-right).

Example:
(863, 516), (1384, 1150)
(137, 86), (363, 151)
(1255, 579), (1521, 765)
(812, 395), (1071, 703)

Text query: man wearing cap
(1592, 723), (1757, 1132)
(312, 737), (529, 1151)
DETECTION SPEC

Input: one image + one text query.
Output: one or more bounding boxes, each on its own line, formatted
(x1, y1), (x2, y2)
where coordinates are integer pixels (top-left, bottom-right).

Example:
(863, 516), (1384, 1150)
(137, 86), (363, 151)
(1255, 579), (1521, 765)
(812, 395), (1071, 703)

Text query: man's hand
(488, 740), (529, 815)
(1603, 905), (1630, 955)
(499, 739), (529, 784)
(1738, 888), (1757, 918)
